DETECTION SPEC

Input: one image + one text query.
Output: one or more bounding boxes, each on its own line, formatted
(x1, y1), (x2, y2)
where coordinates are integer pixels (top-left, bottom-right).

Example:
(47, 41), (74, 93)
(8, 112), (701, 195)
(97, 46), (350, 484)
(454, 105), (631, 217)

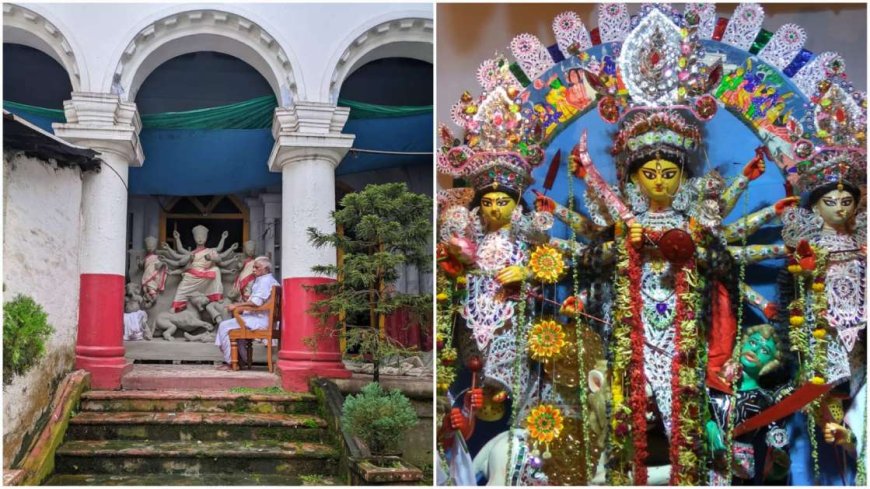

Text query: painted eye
(823, 199), (837, 207)
(842, 198), (854, 207)
(662, 170), (678, 179)
(642, 170), (657, 179)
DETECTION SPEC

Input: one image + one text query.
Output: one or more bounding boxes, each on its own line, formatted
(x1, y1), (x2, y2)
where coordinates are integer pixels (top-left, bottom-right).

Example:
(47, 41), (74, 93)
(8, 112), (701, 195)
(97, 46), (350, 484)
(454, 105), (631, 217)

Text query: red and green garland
(608, 222), (705, 485)
(607, 222), (635, 486)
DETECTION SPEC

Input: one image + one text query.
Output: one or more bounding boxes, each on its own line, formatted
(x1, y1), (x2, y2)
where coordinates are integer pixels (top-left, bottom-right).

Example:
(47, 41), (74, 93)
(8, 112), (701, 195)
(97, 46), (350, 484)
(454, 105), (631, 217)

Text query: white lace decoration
(817, 231), (866, 352)
(758, 23), (807, 71)
(597, 3), (631, 44)
(476, 57), (521, 93)
(450, 101), (468, 128)
(439, 205), (473, 242)
(721, 3), (765, 51)
(780, 207), (823, 248)
(671, 177), (702, 215)
(625, 181), (650, 214)
(792, 52), (843, 99)
(684, 3), (717, 40)
(477, 59), (501, 91)
(635, 210), (690, 440)
(510, 33), (553, 82)
(854, 212), (866, 244)
(553, 11), (592, 58)
(617, 9), (683, 107)
(461, 213), (530, 352)
(482, 327), (529, 395)
(817, 328), (851, 386)
(476, 230), (517, 272)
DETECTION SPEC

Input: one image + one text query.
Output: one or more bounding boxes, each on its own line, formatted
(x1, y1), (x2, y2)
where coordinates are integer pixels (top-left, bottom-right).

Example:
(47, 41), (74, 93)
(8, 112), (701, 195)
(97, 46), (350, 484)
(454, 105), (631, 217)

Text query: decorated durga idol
(436, 3), (866, 487)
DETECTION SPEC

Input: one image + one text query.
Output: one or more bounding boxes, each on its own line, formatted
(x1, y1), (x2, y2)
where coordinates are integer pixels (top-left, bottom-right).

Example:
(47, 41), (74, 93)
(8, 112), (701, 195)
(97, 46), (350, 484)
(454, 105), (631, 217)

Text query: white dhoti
(123, 310), (147, 341)
(214, 273), (279, 364)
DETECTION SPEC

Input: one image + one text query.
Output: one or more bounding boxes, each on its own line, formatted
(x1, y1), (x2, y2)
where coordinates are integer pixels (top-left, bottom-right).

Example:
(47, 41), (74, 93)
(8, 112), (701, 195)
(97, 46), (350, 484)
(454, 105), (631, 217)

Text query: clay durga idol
(161, 225), (237, 312)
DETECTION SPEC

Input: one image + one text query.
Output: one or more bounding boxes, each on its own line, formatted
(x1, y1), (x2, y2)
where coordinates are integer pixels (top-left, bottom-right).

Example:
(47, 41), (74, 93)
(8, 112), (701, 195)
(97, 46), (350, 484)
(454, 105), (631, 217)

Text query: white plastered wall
(9, 3), (433, 105)
(2, 155), (84, 465)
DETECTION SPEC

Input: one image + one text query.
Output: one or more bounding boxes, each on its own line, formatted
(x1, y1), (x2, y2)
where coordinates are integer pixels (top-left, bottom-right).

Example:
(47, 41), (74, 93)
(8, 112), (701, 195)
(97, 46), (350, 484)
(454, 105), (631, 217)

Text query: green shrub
(3, 295), (54, 385)
(341, 382), (418, 455)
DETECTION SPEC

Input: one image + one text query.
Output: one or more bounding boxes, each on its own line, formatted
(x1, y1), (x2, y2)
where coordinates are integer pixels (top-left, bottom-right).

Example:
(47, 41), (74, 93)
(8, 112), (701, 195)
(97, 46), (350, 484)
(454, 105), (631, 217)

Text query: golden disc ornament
(529, 245), (567, 283)
(526, 404), (564, 445)
(528, 319), (568, 361)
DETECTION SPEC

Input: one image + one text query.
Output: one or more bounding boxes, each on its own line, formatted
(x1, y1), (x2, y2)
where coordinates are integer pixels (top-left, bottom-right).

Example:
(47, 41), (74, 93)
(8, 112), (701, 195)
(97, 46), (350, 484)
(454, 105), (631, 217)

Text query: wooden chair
(229, 285), (281, 372)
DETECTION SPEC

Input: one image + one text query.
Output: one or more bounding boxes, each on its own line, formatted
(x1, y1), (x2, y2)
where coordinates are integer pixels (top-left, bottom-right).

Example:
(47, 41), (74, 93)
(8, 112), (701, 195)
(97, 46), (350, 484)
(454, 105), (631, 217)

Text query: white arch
(322, 13), (433, 103)
(3, 3), (86, 91)
(108, 8), (303, 106)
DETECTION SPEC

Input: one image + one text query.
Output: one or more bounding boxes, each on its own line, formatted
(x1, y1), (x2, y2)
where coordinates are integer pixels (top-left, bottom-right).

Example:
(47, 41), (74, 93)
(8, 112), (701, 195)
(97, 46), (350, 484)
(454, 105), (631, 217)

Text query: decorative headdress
(602, 9), (721, 182)
(438, 76), (545, 196)
(790, 83), (866, 196)
(611, 109), (703, 182)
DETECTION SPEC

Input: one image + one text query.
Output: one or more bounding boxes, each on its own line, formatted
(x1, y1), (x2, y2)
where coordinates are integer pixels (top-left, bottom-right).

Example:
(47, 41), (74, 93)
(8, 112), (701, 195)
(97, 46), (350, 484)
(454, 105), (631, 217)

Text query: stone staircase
(43, 390), (341, 485)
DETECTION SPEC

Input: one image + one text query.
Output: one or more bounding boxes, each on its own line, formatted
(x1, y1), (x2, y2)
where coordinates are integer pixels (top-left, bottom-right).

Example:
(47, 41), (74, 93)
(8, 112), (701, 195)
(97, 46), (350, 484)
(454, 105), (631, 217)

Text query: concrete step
(121, 364), (280, 391)
(67, 411), (328, 443)
(80, 389), (318, 414)
(55, 439), (340, 476)
(44, 472), (340, 485)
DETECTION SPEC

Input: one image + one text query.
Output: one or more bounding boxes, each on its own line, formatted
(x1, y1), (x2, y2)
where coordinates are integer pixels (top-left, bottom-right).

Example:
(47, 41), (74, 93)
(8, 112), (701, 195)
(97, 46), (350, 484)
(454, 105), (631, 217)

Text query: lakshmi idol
(436, 83), (558, 477)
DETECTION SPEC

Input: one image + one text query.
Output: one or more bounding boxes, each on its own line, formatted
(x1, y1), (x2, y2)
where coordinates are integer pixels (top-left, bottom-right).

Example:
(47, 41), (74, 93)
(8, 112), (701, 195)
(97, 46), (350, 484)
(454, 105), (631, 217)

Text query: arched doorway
(124, 48), (280, 363)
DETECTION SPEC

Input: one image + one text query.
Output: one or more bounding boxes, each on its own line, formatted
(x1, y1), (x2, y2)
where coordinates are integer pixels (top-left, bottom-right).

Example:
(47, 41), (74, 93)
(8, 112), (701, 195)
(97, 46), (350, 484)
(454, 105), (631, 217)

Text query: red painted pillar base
(278, 277), (351, 391)
(76, 274), (131, 390)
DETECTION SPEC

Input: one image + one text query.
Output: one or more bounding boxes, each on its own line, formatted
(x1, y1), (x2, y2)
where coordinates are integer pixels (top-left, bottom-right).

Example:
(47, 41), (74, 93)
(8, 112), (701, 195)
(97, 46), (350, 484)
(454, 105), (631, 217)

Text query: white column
(267, 102), (355, 391)
(268, 104), (354, 278)
(53, 92), (143, 390)
(54, 93), (143, 275)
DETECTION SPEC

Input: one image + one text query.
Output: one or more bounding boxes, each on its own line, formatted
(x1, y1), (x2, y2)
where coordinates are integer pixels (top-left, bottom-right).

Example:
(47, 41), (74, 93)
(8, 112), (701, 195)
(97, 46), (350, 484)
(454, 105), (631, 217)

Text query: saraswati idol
(778, 77), (867, 485)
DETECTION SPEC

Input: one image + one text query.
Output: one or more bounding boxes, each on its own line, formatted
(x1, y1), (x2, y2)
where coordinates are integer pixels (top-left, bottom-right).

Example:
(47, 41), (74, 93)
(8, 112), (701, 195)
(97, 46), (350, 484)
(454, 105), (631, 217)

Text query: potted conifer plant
(341, 382), (423, 485)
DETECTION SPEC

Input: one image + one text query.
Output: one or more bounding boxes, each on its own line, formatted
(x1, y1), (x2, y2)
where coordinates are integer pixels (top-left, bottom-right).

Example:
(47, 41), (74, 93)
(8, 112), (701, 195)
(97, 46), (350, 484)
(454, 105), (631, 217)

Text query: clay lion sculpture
(151, 294), (214, 341)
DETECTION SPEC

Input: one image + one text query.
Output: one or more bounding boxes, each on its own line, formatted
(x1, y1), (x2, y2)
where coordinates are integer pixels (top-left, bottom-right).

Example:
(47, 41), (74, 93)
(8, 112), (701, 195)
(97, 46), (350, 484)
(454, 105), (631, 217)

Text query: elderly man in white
(214, 256), (279, 369)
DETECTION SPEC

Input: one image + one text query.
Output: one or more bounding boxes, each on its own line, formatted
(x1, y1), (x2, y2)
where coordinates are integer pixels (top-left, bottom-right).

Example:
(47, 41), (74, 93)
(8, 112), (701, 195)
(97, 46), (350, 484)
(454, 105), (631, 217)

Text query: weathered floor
(124, 340), (274, 363)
